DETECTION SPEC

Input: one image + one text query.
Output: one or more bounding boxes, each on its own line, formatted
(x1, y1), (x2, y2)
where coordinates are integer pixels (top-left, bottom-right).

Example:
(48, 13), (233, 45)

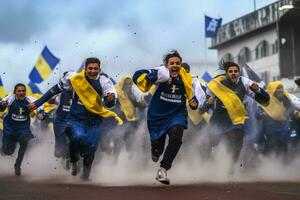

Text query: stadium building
(210, 0), (300, 87)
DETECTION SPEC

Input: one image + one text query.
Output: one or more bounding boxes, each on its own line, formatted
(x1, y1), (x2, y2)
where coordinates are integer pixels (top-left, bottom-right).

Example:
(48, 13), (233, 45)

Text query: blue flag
(241, 64), (265, 88)
(27, 81), (42, 94)
(29, 46), (60, 83)
(201, 71), (213, 82)
(205, 15), (222, 38)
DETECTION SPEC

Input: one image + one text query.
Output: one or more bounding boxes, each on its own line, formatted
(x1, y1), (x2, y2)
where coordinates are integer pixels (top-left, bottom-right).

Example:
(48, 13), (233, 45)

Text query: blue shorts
(68, 119), (101, 155)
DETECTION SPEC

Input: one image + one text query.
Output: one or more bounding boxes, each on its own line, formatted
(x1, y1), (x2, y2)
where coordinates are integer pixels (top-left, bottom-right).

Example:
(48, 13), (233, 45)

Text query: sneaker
(155, 167), (170, 185)
(71, 162), (77, 176)
(14, 165), (21, 176)
(151, 154), (159, 162)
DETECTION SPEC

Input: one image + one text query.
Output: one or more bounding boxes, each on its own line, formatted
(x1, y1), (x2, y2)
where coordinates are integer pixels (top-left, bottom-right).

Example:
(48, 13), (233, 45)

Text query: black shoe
(151, 154), (159, 162)
(71, 162), (77, 176)
(81, 166), (91, 181)
(14, 165), (21, 176)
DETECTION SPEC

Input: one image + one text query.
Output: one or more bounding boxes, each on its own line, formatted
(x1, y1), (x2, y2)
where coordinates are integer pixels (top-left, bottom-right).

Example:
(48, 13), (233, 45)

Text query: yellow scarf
(0, 111), (4, 130)
(262, 81), (288, 121)
(70, 70), (123, 125)
(136, 67), (193, 100)
(179, 68), (193, 101)
(207, 75), (248, 125)
(136, 74), (152, 93)
(115, 76), (138, 122)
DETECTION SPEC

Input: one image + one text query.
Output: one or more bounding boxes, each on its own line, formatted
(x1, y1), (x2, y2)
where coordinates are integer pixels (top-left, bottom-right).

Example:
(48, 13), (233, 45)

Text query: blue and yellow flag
(29, 46), (59, 83)
(26, 81), (42, 95)
(0, 75), (5, 98)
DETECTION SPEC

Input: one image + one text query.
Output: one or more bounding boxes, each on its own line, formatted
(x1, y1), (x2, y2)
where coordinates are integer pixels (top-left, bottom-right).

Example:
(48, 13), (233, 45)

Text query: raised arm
(242, 77), (270, 106)
(29, 72), (75, 111)
(132, 66), (170, 92)
(100, 74), (117, 108)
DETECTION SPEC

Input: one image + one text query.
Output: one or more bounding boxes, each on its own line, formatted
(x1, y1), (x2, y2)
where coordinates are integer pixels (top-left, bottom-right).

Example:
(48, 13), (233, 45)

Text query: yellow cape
(115, 76), (138, 122)
(207, 75), (248, 125)
(70, 70), (123, 125)
(262, 81), (288, 121)
(136, 67), (193, 100)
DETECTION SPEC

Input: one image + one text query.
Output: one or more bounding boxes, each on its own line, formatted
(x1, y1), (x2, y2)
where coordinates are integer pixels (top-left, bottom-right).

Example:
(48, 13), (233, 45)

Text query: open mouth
(170, 67), (179, 77)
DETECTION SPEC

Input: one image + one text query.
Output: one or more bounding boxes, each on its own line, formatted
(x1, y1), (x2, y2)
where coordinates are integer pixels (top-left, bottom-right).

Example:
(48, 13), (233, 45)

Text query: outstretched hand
(250, 82), (260, 93)
(106, 93), (114, 102)
(27, 102), (37, 112)
(36, 113), (45, 120)
(189, 98), (198, 110)
(1, 100), (8, 108)
(207, 95), (216, 105)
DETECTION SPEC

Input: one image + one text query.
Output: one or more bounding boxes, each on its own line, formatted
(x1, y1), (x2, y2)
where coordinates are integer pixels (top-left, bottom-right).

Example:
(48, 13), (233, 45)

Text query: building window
(221, 53), (234, 62)
(260, 71), (270, 84)
(255, 40), (269, 59)
(238, 47), (251, 64)
(272, 75), (280, 81)
(272, 39), (279, 54)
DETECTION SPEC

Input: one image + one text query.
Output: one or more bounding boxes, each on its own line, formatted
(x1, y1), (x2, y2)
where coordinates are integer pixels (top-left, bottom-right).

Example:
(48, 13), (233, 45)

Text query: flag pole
(204, 37), (208, 72)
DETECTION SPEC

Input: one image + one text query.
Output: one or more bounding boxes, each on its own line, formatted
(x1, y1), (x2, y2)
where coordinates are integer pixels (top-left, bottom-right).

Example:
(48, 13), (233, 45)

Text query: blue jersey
(35, 72), (117, 125)
(0, 95), (43, 133)
(203, 76), (270, 134)
(69, 78), (103, 124)
(133, 68), (188, 141)
(54, 90), (73, 122)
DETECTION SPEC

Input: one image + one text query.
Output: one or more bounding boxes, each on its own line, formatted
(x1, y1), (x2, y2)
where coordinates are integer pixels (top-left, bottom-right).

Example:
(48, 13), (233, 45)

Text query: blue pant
(53, 119), (72, 158)
(2, 129), (33, 167)
(68, 119), (101, 163)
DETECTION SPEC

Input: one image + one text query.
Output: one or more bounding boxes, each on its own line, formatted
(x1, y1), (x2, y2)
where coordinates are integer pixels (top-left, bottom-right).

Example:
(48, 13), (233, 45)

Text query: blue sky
(0, 0), (276, 92)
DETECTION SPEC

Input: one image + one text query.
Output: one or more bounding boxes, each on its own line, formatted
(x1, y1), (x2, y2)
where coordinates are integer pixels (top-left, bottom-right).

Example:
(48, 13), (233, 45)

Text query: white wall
(216, 27), (280, 82)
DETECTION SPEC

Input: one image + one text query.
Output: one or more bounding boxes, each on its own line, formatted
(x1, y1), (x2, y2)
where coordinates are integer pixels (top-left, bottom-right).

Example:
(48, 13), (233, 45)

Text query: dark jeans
(151, 125), (184, 170)
(2, 132), (33, 168)
(204, 127), (244, 164)
(224, 129), (244, 163)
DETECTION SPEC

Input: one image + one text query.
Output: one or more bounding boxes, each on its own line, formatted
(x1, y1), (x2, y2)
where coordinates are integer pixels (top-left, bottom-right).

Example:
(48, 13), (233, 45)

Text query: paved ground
(0, 176), (300, 200)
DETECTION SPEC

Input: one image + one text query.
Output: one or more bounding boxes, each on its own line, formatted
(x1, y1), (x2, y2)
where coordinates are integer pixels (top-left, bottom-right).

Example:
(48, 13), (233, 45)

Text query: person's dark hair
(163, 50), (182, 65)
(85, 57), (101, 69)
(14, 83), (26, 94)
(295, 78), (300, 86)
(182, 63), (190, 73)
(219, 60), (240, 72)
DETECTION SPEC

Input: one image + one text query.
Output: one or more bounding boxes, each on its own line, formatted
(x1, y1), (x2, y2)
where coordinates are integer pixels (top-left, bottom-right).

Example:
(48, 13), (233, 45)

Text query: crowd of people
(1, 50), (300, 185)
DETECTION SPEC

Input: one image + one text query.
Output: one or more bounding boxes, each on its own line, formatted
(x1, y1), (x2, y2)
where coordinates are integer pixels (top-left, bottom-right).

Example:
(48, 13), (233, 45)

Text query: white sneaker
(155, 167), (170, 185)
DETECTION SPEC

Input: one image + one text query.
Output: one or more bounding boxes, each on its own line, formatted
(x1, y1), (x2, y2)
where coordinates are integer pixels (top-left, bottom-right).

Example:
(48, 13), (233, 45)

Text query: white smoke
(1, 119), (300, 186)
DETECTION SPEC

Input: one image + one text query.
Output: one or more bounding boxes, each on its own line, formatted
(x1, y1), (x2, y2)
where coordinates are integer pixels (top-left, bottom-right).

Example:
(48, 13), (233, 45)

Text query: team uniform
(114, 76), (145, 153)
(202, 75), (269, 168)
(255, 81), (300, 155)
(133, 66), (197, 184)
(0, 94), (44, 175)
(53, 90), (73, 160)
(34, 71), (119, 180)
